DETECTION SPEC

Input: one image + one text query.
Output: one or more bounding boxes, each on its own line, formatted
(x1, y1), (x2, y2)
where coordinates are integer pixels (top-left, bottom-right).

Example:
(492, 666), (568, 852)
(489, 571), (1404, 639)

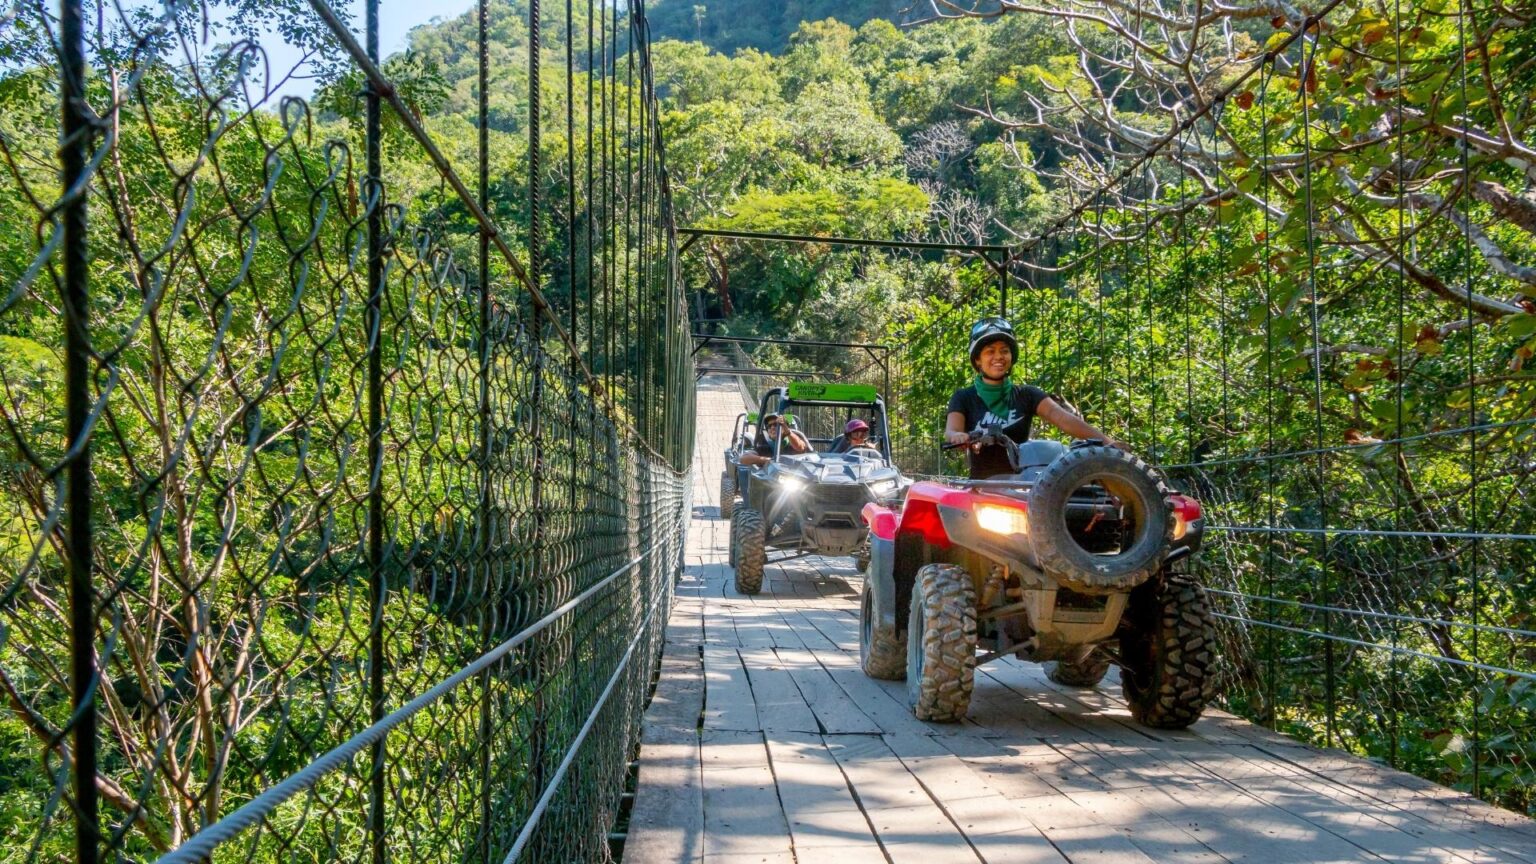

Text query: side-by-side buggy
(728, 382), (909, 593)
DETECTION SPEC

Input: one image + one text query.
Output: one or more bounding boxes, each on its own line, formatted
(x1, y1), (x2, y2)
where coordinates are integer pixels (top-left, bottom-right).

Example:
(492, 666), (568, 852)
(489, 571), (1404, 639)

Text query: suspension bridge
(1, 0), (1532, 861)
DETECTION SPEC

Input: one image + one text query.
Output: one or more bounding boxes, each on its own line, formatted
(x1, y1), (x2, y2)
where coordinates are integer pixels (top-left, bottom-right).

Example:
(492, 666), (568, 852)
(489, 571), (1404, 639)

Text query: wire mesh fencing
(879, 0), (1534, 816)
(0, 0), (692, 861)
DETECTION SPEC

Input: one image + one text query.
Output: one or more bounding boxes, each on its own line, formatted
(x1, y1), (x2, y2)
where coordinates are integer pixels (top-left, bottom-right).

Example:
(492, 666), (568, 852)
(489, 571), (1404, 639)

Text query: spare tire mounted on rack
(1027, 445), (1172, 593)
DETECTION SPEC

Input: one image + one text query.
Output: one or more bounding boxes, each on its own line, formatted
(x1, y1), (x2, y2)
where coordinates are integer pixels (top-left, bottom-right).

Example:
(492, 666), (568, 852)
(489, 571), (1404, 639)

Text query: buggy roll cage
(755, 384), (893, 463)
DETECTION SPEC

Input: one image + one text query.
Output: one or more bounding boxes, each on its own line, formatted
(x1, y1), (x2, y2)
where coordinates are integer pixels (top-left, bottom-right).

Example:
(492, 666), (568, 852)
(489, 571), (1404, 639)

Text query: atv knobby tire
(719, 470), (736, 519)
(859, 579), (905, 680)
(731, 508), (766, 595)
(907, 563), (977, 722)
(1028, 445), (1172, 593)
(1120, 572), (1216, 729)
(1043, 650), (1111, 688)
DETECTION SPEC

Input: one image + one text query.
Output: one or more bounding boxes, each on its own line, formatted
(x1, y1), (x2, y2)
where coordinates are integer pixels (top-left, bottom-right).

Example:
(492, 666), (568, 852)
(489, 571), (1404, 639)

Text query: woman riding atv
(945, 317), (1127, 478)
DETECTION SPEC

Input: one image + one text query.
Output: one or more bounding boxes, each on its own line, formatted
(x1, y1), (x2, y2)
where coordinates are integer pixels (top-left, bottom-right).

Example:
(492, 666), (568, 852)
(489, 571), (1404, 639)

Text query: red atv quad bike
(858, 432), (1215, 729)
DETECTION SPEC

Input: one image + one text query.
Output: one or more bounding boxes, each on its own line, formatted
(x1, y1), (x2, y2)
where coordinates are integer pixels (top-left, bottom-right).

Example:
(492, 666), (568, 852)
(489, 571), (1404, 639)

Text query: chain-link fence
(877, 0), (1534, 817)
(0, 0), (692, 860)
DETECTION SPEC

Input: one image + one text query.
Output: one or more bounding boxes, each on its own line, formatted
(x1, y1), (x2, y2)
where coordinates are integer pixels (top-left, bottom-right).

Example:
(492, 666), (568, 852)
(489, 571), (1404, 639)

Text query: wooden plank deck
(624, 378), (1536, 863)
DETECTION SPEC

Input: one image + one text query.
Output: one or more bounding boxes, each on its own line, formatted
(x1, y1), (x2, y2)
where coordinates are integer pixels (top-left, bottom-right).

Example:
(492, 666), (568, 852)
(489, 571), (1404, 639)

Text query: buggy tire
(1028, 445), (1172, 592)
(732, 508), (766, 595)
(859, 579), (905, 680)
(852, 541), (871, 573)
(719, 470), (735, 519)
(906, 563), (976, 722)
(1120, 572), (1216, 729)
(1043, 650), (1111, 688)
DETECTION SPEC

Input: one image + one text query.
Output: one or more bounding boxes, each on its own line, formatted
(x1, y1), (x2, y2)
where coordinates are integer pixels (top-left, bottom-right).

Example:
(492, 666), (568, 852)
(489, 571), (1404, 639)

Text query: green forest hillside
(646, 0), (914, 53)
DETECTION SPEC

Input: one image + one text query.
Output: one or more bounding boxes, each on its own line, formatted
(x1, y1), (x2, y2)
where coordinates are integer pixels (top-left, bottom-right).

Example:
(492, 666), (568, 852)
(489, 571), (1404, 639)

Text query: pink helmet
(844, 419), (870, 434)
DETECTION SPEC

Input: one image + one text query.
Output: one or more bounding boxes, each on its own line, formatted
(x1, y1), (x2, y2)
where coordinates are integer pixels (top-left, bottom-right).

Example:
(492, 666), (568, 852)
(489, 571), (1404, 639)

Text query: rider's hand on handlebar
(944, 431), (972, 448)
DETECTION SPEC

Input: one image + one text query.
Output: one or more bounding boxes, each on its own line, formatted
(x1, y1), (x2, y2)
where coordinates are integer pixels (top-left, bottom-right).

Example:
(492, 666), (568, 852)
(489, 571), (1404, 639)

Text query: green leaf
(1501, 314), (1536, 339)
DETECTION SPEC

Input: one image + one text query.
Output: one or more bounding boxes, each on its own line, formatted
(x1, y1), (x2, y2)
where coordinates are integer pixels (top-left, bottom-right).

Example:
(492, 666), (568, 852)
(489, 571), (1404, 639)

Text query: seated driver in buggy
(828, 418), (875, 454)
(740, 412), (811, 466)
(944, 318), (1127, 479)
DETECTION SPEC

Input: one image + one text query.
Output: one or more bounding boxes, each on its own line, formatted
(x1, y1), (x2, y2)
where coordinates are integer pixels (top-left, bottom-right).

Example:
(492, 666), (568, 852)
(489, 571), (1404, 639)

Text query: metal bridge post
(475, 0), (496, 859)
(61, 0), (99, 859)
(364, 0), (388, 858)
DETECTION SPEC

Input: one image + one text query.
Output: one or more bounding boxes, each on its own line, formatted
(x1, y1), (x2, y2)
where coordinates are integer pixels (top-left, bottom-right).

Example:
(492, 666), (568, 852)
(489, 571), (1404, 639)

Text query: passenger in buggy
(740, 412), (810, 466)
(827, 418), (872, 454)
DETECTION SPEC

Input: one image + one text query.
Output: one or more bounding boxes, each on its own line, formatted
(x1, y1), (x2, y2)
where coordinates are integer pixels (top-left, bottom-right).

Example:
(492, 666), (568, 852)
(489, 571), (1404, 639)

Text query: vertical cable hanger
(1210, 97), (1231, 440)
(1095, 188), (1108, 417)
(1456, 0), (1482, 797)
(1143, 164), (1159, 466)
(1259, 57), (1278, 726)
(1388, 0), (1407, 769)
(1178, 115), (1196, 466)
(1296, 10), (1336, 747)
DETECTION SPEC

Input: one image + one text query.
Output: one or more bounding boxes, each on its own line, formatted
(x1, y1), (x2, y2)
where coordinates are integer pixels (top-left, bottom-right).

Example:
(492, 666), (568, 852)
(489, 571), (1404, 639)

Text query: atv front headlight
(779, 476), (806, 494)
(975, 504), (1029, 537)
(869, 479), (898, 497)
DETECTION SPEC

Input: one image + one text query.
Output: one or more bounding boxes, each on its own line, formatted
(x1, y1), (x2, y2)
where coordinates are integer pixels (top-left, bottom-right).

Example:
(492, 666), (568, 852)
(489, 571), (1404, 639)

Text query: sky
(228, 0), (478, 101)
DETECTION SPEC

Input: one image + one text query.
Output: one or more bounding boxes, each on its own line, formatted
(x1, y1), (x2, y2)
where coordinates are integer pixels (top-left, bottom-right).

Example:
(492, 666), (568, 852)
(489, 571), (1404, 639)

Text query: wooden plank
(938, 735), (1106, 798)
(643, 643), (703, 739)
(778, 609), (839, 652)
(764, 733), (888, 862)
(664, 602), (705, 646)
(797, 641), (950, 737)
(963, 671), (1081, 740)
(1130, 776), (1387, 862)
(729, 606), (781, 649)
(1225, 770), (1497, 864)
(1006, 793), (1161, 863)
(700, 730), (794, 860)
(883, 733), (1070, 864)
(626, 737), (704, 864)
(1200, 746), (1536, 863)
(701, 602), (743, 647)
(978, 660), (1149, 745)
(822, 734), (983, 863)
(775, 647), (882, 734)
(738, 648), (820, 734)
(701, 647), (759, 732)
(799, 607), (858, 649)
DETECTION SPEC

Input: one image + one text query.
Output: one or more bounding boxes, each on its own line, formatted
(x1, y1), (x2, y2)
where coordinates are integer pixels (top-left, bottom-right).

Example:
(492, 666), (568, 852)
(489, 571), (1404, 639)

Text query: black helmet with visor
(968, 317), (1018, 366)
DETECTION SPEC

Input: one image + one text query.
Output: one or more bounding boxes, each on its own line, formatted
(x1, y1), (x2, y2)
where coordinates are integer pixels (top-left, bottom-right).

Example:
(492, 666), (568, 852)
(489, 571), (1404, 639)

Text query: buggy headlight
(1172, 512), (1189, 540)
(779, 476), (806, 494)
(869, 479), (898, 497)
(975, 504), (1029, 536)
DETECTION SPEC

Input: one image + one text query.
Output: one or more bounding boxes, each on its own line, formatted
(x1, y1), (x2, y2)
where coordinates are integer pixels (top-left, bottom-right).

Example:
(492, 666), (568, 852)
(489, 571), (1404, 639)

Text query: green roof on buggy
(785, 382), (880, 403)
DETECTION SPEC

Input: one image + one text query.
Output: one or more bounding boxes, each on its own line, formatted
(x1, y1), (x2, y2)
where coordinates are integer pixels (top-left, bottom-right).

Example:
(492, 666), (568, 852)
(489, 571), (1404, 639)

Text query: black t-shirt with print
(947, 383), (1049, 478)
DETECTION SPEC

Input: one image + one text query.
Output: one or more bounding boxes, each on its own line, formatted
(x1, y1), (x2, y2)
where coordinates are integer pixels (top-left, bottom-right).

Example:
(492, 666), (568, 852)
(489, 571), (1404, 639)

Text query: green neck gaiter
(973, 373), (1013, 419)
